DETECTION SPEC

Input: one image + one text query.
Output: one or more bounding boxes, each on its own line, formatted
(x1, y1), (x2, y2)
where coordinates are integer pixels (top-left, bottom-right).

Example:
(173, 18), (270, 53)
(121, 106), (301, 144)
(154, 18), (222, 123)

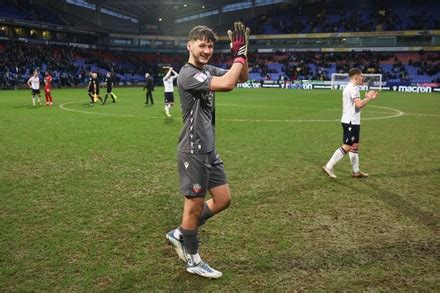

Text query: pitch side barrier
(237, 80), (440, 93)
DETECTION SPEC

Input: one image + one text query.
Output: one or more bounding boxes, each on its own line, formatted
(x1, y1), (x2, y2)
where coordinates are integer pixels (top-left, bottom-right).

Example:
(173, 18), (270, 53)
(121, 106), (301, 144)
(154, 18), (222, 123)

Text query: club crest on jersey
(207, 92), (214, 102)
(193, 72), (208, 82)
(184, 162), (189, 169)
(192, 183), (203, 194)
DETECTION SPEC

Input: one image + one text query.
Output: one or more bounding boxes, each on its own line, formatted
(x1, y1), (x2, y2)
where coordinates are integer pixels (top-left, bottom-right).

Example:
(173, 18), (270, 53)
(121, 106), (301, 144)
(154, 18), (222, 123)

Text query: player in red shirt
(44, 71), (53, 106)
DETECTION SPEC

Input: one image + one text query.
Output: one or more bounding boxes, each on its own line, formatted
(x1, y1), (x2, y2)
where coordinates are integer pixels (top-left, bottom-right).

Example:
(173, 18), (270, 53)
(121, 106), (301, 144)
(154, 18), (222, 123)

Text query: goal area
(331, 73), (383, 91)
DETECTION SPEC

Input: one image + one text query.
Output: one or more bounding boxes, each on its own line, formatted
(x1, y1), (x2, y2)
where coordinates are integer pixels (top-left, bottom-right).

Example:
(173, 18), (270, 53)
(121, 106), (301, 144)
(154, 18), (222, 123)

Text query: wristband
(234, 57), (245, 65)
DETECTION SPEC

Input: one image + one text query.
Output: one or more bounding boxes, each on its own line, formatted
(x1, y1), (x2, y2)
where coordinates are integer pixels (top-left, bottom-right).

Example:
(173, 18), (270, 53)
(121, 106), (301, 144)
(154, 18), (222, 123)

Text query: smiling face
(187, 38), (214, 68)
(186, 26), (217, 68)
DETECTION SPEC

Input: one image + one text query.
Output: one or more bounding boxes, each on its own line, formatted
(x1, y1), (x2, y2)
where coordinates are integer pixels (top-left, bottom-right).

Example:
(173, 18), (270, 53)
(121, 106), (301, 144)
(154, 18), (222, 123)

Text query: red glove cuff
(234, 57), (245, 65)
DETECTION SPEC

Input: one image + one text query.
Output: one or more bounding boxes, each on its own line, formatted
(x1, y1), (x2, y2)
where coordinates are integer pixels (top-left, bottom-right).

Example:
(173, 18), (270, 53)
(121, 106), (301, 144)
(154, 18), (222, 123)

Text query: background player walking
(163, 67), (178, 117)
(143, 73), (154, 105)
(322, 68), (379, 179)
(27, 70), (41, 106)
(44, 71), (53, 106)
(103, 72), (117, 104)
(87, 72), (103, 105)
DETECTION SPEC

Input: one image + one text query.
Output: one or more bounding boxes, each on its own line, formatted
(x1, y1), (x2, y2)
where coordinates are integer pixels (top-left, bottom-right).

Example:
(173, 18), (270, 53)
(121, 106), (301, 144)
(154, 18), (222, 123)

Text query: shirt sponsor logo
(193, 72), (208, 82)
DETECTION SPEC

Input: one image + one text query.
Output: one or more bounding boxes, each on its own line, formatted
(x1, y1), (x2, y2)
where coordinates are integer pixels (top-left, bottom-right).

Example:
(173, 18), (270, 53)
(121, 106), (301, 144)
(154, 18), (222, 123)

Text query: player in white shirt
(27, 70), (41, 106)
(162, 67), (179, 117)
(323, 68), (379, 178)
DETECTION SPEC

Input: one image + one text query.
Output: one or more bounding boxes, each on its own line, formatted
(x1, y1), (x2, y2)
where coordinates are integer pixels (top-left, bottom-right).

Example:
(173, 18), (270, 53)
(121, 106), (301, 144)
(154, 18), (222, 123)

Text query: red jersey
(44, 75), (52, 89)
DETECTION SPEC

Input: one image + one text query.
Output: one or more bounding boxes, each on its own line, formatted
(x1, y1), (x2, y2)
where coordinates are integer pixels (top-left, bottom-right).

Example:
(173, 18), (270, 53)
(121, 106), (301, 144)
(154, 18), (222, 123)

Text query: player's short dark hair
(349, 68), (362, 78)
(188, 26), (218, 42)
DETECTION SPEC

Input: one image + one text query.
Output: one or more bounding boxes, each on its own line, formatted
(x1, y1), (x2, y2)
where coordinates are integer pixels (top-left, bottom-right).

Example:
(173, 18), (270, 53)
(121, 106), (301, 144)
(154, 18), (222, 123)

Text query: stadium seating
(0, 40), (438, 89)
(244, 51), (439, 84)
(0, 0), (31, 20)
(0, 0), (63, 25)
(243, 1), (438, 34)
(0, 40), (187, 88)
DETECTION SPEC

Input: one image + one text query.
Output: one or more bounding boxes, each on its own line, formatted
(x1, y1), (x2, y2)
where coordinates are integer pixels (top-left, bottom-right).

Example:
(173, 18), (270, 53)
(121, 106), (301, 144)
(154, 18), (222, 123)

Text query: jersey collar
(186, 62), (204, 71)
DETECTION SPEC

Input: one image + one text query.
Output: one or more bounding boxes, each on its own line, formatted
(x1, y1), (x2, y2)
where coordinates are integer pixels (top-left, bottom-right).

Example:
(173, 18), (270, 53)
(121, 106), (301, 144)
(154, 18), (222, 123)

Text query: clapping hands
(366, 90), (379, 100)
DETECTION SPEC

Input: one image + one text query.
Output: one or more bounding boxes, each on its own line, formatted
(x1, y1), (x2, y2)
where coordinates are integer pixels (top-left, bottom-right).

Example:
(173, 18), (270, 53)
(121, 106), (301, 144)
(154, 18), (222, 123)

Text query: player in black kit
(87, 72), (103, 105)
(103, 72), (117, 104)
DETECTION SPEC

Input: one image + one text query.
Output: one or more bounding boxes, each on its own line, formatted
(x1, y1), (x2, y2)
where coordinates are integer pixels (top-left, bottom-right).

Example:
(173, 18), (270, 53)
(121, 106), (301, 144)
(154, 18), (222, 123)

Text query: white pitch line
(401, 112), (440, 117)
(217, 103), (396, 114)
(59, 101), (136, 117)
(220, 105), (404, 122)
(222, 118), (340, 122)
(59, 101), (405, 122)
(362, 105), (405, 120)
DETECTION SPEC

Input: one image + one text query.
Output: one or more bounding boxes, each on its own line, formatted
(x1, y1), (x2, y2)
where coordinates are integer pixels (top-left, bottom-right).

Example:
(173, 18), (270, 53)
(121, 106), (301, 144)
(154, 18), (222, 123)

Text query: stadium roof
(89, 0), (246, 24)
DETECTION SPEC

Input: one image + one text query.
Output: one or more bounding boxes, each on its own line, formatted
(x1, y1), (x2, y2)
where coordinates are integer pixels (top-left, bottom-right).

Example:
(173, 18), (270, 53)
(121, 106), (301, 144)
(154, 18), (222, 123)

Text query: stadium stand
(0, 0), (64, 25)
(246, 51), (440, 83)
(242, 0), (439, 34)
(1, 38), (438, 89)
(0, 0), (438, 89)
(0, 40), (186, 88)
(0, 0), (31, 20)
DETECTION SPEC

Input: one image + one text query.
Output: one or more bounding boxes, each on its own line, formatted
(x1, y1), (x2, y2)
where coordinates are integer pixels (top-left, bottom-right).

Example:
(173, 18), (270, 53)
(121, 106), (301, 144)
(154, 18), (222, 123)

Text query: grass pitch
(1, 87), (439, 290)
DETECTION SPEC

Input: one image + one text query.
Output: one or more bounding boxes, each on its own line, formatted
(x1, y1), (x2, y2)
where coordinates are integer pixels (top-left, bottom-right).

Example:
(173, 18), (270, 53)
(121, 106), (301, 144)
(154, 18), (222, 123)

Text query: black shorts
(342, 123), (360, 146)
(31, 89), (40, 95)
(107, 87), (112, 93)
(88, 89), (99, 95)
(177, 150), (228, 198)
(164, 92), (174, 103)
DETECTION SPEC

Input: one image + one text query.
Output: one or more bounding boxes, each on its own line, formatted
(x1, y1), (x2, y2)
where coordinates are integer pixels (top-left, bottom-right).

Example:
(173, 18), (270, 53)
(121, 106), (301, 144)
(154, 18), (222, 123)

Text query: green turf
(1, 87), (439, 290)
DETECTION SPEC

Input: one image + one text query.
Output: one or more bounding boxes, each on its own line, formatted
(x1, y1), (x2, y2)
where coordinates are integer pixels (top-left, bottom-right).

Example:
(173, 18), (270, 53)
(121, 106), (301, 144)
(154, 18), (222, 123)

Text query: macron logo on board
(398, 86), (432, 93)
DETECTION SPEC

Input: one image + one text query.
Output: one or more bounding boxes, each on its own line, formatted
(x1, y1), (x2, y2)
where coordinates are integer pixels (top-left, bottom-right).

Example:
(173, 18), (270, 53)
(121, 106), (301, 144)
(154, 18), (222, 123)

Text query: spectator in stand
(1, 39), (439, 88)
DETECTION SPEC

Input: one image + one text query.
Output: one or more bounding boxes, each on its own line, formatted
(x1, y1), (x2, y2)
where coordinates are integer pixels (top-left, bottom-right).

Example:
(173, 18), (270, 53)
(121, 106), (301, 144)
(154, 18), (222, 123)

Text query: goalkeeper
(165, 22), (250, 279)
